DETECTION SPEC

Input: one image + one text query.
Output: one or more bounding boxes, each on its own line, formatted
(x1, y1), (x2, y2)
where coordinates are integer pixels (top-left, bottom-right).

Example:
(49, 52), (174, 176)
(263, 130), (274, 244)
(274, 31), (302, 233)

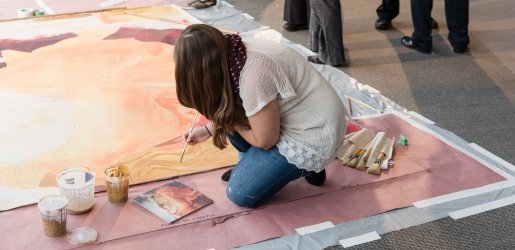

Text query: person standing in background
(375, 0), (438, 30)
(307, 0), (346, 66)
(401, 0), (469, 54)
(283, 0), (310, 31)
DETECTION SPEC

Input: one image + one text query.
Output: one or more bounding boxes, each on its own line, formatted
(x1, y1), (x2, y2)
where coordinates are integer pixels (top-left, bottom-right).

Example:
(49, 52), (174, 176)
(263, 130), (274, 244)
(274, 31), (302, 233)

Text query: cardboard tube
(17, 8), (34, 18)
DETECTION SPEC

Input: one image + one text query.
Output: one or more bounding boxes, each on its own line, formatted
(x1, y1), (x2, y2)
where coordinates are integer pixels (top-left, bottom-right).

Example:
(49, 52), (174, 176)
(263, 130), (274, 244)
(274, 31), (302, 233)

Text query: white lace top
(239, 38), (348, 172)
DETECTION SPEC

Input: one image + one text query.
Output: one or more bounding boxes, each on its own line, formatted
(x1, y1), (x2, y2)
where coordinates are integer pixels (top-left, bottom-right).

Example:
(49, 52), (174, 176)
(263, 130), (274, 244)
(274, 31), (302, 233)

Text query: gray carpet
(324, 204), (515, 250)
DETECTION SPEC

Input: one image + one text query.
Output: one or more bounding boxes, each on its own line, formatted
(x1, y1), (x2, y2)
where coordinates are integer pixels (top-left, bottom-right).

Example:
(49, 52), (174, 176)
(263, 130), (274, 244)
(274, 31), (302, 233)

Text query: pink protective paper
(0, 114), (506, 249)
(0, 0), (190, 20)
(44, 0), (191, 14)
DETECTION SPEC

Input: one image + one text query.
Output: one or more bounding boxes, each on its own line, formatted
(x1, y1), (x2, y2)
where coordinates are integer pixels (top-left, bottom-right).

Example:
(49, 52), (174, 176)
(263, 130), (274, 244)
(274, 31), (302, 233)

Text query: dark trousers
(376, 0), (399, 20)
(284, 0), (310, 25)
(309, 0), (345, 65)
(411, 0), (469, 50)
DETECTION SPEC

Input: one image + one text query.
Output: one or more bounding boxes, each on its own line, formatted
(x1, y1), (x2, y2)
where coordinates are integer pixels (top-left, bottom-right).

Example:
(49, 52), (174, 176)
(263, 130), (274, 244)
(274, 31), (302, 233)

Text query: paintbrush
(348, 149), (366, 168)
(179, 113), (199, 163)
(367, 152), (386, 175)
(356, 148), (371, 171)
(341, 148), (361, 166)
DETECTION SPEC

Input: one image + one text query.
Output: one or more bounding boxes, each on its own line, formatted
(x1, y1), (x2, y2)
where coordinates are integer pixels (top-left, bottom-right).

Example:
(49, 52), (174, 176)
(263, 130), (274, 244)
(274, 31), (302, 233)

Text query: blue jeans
(226, 132), (313, 208)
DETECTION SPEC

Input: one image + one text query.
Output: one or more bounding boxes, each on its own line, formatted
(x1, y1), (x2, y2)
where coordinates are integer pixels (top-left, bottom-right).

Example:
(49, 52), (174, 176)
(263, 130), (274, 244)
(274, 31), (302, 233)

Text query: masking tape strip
(17, 9), (34, 18)
(407, 111), (435, 125)
(339, 231), (381, 248)
(413, 180), (515, 208)
(449, 195), (515, 220)
(33, 0), (54, 15)
(295, 221), (334, 235)
(468, 143), (515, 173)
(390, 110), (514, 180)
(241, 13), (255, 20)
(100, 0), (128, 7)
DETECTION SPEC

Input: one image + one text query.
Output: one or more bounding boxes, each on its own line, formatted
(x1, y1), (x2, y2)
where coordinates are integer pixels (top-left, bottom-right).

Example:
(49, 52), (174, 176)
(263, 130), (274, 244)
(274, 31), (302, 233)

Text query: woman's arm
(237, 99), (280, 149)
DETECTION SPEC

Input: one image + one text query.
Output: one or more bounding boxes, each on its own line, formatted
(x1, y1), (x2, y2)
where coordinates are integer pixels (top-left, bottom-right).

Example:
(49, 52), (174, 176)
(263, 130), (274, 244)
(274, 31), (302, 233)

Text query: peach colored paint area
(0, 28), (237, 189)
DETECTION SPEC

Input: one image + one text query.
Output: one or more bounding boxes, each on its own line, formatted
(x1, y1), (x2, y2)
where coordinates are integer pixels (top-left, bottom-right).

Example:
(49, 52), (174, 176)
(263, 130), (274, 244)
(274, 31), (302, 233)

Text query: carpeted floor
(325, 204), (515, 250)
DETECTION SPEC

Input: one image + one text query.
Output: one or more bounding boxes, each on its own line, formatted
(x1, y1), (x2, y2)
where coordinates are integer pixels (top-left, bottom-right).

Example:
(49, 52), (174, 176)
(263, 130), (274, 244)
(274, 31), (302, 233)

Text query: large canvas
(0, 5), (237, 210)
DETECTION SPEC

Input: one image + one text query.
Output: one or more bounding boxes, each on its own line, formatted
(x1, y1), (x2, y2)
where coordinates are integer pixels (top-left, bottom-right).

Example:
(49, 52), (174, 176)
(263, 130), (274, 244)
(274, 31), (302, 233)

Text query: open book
(133, 181), (213, 224)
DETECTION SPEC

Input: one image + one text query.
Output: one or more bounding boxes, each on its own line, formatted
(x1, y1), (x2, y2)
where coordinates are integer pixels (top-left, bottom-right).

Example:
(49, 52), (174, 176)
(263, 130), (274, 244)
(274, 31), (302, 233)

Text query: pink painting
(0, 6), (237, 210)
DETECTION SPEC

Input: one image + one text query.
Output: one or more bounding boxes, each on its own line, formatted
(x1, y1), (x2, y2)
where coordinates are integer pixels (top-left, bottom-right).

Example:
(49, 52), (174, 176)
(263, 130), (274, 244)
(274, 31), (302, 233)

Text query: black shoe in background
(283, 23), (308, 32)
(401, 36), (431, 54)
(307, 55), (325, 64)
(375, 17), (392, 30)
(376, 17), (436, 30)
(431, 17), (438, 29)
(453, 45), (468, 54)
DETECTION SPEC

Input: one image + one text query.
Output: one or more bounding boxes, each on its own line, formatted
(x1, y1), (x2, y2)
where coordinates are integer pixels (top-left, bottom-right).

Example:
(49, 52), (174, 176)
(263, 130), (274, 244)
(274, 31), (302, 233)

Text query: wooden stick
(179, 113), (199, 163)
(346, 96), (353, 116)
(344, 95), (383, 114)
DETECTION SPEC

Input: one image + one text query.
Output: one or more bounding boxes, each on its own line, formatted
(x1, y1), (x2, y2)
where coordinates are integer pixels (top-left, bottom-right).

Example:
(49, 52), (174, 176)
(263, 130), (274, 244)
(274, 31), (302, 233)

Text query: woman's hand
(184, 125), (212, 145)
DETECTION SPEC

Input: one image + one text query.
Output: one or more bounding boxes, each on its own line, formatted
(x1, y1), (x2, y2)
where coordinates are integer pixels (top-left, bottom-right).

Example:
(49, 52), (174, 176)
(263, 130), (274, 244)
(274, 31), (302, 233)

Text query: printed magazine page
(133, 181), (213, 224)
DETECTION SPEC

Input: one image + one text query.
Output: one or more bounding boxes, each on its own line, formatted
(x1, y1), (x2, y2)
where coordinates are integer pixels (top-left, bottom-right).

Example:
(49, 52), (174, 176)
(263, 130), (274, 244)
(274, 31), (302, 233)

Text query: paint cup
(38, 195), (68, 237)
(104, 164), (130, 203)
(57, 167), (96, 214)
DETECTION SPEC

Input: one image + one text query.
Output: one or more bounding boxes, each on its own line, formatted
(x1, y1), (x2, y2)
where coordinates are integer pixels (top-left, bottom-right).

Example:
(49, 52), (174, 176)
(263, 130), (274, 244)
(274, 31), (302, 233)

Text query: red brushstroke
(0, 33), (77, 68)
(346, 121), (362, 134)
(103, 27), (182, 45)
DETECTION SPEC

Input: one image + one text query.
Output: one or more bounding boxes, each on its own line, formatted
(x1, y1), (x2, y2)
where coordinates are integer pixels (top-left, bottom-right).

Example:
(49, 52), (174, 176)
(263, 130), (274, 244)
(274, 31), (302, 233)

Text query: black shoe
(401, 36), (431, 54)
(375, 17), (392, 30)
(189, 0), (217, 9)
(431, 17), (438, 29)
(308, 55), (347, 67)
(221, 169), (232, 181)
(283, 23), (308, 32)
(453, 45), (468, 54)
(305, 169), (326, 186)
(307, 55), (325, 64)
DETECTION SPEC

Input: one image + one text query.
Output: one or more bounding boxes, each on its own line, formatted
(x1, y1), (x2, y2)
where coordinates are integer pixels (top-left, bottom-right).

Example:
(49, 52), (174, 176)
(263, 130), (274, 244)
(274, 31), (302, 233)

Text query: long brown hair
(174, 24), (249, 149)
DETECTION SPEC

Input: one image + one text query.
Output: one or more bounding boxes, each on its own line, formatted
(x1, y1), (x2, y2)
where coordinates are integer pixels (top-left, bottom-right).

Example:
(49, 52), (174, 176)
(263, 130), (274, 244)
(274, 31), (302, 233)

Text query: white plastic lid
(67, 227), (98, 246)
(57, 167), (95, 188)
(38, 195), (67, 214)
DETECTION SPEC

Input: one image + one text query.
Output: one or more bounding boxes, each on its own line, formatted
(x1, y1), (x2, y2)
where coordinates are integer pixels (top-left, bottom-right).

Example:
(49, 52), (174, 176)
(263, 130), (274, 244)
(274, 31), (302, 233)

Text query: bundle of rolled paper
(336, 128), (394, 175)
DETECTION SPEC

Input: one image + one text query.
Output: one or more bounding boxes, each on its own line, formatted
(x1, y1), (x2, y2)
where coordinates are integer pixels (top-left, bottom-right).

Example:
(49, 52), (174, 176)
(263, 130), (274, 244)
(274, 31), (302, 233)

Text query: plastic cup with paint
(104, 164), (130, 203)
(57, 167), (96, 214)
(38, 195), (68, 237)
